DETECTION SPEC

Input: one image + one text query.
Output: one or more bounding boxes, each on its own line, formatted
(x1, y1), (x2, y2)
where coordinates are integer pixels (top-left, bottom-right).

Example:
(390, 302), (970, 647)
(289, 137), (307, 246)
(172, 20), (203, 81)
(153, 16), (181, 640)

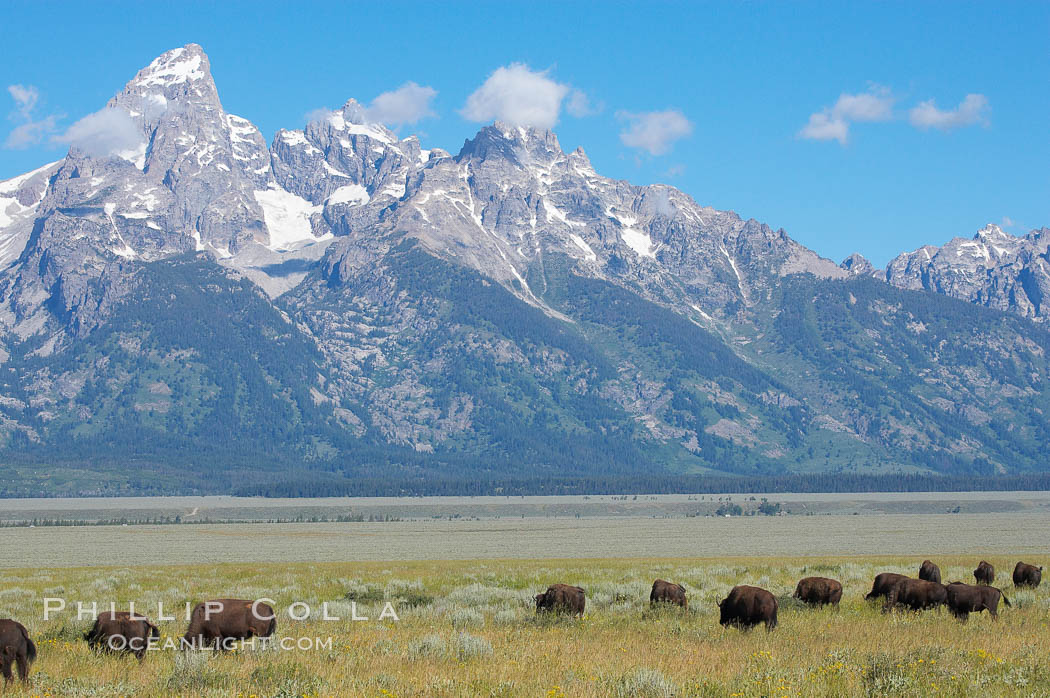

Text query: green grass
(0, 556), (1047, 696)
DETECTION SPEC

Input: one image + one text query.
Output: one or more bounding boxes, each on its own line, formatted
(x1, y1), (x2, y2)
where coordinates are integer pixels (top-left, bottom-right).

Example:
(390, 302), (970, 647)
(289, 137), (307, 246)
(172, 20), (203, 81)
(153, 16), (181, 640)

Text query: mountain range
(2, 44), (1048, 495)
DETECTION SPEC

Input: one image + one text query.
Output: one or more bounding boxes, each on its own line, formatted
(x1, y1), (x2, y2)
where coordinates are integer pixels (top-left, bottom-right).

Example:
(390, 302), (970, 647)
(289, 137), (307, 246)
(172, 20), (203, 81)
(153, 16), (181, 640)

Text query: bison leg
(1, 656), (13, 683)
(15, 653), (29, 682)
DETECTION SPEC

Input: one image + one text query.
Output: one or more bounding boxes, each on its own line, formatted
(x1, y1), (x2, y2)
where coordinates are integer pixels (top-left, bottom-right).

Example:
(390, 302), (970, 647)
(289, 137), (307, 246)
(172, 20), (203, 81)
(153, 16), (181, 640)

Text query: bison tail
(24, 636), (36, 663)
(265, 616), (277, 638)
(1001, 592), (1012, 607)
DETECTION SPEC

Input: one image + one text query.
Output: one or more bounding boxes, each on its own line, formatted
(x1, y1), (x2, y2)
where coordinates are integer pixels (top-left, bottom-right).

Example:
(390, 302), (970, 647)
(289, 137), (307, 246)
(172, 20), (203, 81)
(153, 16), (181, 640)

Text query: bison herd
(535, 558), (1043, 636)
(1, 598), (276, 684)
(0, 560), (1044, 684)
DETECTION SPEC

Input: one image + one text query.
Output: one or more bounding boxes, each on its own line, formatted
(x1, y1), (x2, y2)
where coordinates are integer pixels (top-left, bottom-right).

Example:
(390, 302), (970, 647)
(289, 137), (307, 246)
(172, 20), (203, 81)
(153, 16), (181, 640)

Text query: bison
(1013, 562), (1043, 588)
(884, 578), (947, 612)
(718, 585), (777, 631)
(0, 619), (35, 684)
(919, 560), (942, 584)
(535, 584), (585, 616)
(793, 576), (843, 606)
(945, 582), (1010, 621)
(182, 599), (276, 651)
(650, 579), (687, 609)
(973, 561), (995, 585)
(865, 572), (909, 600)
(84, 610), (159, 659)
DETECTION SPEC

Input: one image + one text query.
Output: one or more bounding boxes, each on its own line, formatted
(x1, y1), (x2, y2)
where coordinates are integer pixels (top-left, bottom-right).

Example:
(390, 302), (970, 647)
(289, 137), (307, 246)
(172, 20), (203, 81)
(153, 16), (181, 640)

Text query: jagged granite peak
(881, 223), (1050, 320)
(841, 252), (874, 275)
(271, 98), (422, 212)
(317, 115), (848, 323)
(0, 44), (311, 336)
(457, 122), (565, 166)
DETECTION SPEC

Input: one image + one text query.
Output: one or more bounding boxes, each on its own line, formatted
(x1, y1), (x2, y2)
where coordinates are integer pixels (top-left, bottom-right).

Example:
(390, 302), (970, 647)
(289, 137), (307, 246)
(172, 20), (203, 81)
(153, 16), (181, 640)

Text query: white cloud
(5, 116), (59, 149)
(565, 88), (599, 117)
(304, 107), (334, 124)
(799, 112), (850, 144)
(365, 81), (437, 126)
(461, 63), (570, 129)
(4, 83), (62, 149)
(618, 109), (693, 156)
(832, 86), (894, 122)
(52, 107), (144, 158)
(8, 84), (38, 119)
(909, 94), (989, 130)
(799, 85), (894, 144)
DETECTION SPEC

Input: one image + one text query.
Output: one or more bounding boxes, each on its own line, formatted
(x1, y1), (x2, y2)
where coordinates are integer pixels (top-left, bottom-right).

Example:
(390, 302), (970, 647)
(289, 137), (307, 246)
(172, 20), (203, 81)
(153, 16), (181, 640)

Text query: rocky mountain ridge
(0, 44), (1047, 492)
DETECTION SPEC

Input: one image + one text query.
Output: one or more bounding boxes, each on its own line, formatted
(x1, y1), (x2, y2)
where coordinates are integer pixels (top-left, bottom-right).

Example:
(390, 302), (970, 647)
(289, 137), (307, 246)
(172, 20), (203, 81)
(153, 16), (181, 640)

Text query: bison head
(717, 597), (732, 625)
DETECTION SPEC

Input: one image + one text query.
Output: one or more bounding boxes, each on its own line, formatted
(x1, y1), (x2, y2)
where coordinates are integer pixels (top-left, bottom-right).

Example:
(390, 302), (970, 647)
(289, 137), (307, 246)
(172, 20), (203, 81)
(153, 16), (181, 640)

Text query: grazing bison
(973, 561), (995, 585)
(945, 582), (1010, 621)
(535, 584), (586, 616)
(793, 576), (843, 606)
(0, 619), (35, 684)
(182, 599), (276, 651)
(718, 585), (777, 631)
(1013, 562), (1043, 588)
(84, 610), (159, 659)
(884, 578), (947, 612)
(919, 560), (942, 584)
(865, 572), (909, 600)
(650, 579), (687, 609)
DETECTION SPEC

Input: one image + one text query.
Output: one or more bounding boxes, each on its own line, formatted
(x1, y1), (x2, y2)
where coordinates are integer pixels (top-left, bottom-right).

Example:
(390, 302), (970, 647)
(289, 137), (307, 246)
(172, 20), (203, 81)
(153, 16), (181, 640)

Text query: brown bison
(0, 619), (35, 684)
(884, 578), (947, 612)
(718, 585), (777, 631)
(973, 561), (995, 585)
(1013, 562), (1043, 588)
(84, 610), (159, 659)
(793, 576), (843, 606)
(650, 579), (687, 609)
(919, 560), (942, 584)
(182, 599), (276, 650)
(945, 582), (1010, 621)
(865, 572), (909, 600)
(535, 584), (585, 616)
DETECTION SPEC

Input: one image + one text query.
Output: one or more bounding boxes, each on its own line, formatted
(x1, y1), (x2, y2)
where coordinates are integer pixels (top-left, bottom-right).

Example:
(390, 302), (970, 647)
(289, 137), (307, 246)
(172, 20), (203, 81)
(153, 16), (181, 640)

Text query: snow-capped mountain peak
(881, 223), (1050, 320)
(130, 44), (210, 89)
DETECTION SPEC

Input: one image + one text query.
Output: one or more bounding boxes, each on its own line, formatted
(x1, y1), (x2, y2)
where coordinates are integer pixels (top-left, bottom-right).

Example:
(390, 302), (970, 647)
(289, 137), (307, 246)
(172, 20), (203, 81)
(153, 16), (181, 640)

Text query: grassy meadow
(1, 556), (1048, 697)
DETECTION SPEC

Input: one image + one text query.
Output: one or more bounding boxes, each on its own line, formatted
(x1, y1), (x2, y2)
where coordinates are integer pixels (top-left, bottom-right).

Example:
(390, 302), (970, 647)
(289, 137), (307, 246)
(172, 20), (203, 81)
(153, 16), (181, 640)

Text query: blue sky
(2, 1), (1046, 266)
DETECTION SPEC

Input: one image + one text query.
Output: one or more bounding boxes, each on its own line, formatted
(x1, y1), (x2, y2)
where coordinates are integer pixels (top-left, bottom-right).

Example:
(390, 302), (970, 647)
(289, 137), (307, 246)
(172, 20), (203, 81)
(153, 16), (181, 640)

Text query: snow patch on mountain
(327, 184), (370, 206)
(570, 234), (597, 261)
(254, 187), (323, 249)
(621, 226), (656, 258)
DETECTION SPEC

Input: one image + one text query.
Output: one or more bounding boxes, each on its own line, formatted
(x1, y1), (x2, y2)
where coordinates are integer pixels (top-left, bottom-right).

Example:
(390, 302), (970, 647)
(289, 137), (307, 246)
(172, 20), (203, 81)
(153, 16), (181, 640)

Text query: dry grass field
(1, 555), (1048, 697)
